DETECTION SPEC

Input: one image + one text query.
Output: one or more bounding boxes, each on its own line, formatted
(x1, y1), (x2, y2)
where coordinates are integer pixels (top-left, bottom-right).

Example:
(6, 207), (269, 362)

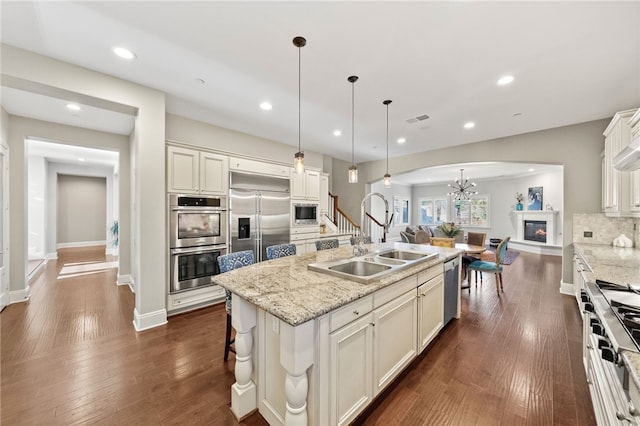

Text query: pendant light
(293, 36), (306, 174)
(348, 75), (359, 183)
(383, 99), (392, 188)
(447, 168), (478, 200)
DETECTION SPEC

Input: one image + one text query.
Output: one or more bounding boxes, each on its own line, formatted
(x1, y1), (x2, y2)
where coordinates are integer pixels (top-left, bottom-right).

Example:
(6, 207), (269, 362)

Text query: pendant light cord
(386, 103), (389, 173)
(351, 81), (355, 165)
(298, 44), (301, 153)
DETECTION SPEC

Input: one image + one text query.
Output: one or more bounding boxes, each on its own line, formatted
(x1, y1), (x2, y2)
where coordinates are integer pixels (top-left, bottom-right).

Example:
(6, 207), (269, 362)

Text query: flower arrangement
(436, 222), (463, 238)
(515, 193), (524, 203)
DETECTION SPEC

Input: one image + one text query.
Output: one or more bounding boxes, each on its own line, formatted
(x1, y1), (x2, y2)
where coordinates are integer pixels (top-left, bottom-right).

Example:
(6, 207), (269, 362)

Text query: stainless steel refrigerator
(229, 172), (290, 262)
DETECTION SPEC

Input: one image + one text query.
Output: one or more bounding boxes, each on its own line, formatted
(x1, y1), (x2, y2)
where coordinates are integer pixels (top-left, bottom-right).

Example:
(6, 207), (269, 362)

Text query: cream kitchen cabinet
(320, 173), (329, 216)
(167, 146), (228, 195)
(417, 269), (444, 352)
(289, 226), (320, 254)
(326, 276), (418, 426)
(628, 110), (640, 214)
(291, 169), (320, 200)
(603, 109), (637, 216)
(229, 156), (290, 178)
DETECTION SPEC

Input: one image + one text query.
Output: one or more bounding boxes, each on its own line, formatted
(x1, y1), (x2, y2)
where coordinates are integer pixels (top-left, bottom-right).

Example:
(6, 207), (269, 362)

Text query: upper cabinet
(603, 109), (637, 217)
(229, 156), (290, 178)
(167, 145), (228, 195)
(319, 173), (329, 215)
(291, 169), (320, 200)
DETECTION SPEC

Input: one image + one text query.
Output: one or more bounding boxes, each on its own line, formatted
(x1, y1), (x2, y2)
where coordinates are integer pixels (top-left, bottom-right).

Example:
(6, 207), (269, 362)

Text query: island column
(280, 319), (315, 426)
(231, 294), (258, 419)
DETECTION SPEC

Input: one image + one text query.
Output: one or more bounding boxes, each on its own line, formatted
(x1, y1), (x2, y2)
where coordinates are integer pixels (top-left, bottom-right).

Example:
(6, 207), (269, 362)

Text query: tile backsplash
(573, 213), (636, 246)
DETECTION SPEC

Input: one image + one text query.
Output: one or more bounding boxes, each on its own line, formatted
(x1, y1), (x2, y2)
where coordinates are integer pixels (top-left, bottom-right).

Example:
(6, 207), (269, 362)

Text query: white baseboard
(117, 274), (135, 293)
(46, 252), (58, 260)
(0, 290), (9, 309)
(133, 307), (167, 331)
(560, 280), (575, 296)
(106, 247), (119, 256)
(27, 259), (47, 281)
(56, 240), (106, 249)
(10, 285), (31, 304)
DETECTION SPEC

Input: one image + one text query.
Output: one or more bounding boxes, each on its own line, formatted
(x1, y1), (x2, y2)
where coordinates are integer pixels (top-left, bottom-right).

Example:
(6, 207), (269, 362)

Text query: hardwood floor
(1, 247), (595, 425)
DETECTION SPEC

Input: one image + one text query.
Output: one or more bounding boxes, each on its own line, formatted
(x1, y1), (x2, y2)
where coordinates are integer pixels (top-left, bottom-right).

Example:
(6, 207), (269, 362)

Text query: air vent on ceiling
(406, 114), (430, 124)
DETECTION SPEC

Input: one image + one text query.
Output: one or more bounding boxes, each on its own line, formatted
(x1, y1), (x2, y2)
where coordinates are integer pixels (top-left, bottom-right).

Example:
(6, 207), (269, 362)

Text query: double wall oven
(169, 194), (227, 293)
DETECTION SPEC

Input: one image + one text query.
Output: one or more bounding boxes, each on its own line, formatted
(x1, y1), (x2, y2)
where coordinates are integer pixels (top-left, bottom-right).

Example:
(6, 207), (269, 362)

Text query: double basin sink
(307, 249), (439, 283)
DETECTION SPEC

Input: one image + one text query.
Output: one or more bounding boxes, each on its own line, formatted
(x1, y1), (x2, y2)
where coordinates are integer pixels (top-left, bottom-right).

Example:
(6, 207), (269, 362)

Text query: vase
(516, 203), (523, 211)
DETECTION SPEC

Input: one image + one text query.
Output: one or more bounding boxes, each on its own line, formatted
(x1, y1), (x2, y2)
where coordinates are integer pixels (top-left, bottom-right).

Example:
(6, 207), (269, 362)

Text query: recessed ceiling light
(112, 47), (136, 60)
(513, 112), (523, 117)
(397, 138), (406, 144)
(77, 157), (86, 162)
(259, 102), (272, 111)
(66, 103), (81, 111)
(333, 130), (342, 136)
(497, 75), (514, 86)
(195, 78), (205, 84)
(528, 168), (535, 172)
(464, 122), (475, 129)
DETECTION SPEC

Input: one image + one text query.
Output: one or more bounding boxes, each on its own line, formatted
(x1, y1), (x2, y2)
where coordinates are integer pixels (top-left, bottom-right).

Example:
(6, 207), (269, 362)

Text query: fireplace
(524, 220), (547, 243)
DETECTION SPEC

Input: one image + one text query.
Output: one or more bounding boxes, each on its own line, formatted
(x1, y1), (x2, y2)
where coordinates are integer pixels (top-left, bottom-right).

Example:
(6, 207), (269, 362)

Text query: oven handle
(170, 246), (227, 255)
(171, 207), (227, 213)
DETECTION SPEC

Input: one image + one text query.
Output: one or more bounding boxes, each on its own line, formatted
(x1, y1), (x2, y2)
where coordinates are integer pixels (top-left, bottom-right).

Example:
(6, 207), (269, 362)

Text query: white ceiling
(27, 139), (119, 171)
(1, 1), (639, 170)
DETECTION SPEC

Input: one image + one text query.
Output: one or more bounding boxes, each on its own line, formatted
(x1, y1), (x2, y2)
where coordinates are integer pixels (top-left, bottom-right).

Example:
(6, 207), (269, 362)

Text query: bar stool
(217, 250), (255, 361)
(315, 239), (339, 251)
(266, 243), (297, 260)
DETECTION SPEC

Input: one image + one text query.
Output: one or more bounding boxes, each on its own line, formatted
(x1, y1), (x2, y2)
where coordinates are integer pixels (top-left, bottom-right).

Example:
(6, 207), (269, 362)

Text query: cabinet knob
(630, 402), (639, 416)
(353, 310), (359, 315)
(616, 411), (632, 421)
(370, 323), (375, 327)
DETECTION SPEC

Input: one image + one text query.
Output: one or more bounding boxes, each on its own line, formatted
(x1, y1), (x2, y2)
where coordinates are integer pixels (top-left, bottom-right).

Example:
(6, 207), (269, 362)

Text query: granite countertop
(622, 351), (640, 392)
(573, 242), (640, 286)
(213, 242), (460, 326)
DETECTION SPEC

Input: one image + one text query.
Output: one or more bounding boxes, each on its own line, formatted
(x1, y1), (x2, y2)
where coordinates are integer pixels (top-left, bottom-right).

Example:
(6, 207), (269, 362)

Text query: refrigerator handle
(256, 192), (262, 261)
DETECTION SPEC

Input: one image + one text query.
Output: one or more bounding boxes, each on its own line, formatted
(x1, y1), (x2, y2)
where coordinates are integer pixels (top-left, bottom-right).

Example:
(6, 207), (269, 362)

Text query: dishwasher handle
(444, 257), (459, 271)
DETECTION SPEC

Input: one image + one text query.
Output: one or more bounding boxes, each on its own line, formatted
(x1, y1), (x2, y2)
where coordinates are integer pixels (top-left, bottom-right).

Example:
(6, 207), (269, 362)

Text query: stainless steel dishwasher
(444, 256), (459, 325)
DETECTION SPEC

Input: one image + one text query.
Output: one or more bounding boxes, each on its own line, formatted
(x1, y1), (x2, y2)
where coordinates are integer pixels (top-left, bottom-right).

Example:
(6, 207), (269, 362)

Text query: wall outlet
(583, 231), (593, 238)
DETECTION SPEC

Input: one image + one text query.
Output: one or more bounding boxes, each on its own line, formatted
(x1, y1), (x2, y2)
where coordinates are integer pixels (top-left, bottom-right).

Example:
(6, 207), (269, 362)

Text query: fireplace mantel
(514, 210), (559, 245)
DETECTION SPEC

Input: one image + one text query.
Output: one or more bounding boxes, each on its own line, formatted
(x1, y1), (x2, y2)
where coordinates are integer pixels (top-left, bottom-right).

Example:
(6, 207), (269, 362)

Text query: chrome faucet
(360, 192), (393, 242)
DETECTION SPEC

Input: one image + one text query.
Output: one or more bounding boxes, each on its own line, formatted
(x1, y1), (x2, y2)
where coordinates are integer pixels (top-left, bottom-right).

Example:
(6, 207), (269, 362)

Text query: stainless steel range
(582, 279), (640, 424)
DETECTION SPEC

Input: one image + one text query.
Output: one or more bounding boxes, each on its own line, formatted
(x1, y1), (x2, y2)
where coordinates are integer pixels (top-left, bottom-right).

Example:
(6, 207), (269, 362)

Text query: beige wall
(57, 175), (106, 244)
(342, 119), (608, 285)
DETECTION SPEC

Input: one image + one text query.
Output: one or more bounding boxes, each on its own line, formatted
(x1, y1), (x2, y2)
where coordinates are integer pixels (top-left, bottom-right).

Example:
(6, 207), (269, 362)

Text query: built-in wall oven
(169, 195), (227, 293)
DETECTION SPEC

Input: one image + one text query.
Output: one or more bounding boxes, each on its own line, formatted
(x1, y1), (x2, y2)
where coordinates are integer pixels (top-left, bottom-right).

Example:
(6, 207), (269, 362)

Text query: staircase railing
(328, 192), (360, 236)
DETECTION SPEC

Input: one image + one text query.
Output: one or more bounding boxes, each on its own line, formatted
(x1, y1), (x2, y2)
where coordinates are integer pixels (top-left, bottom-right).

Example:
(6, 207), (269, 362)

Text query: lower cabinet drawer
(330, 295), (373, 332)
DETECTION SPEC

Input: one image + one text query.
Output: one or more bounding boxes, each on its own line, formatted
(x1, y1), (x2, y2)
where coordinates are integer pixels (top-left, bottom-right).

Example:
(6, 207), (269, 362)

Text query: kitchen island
(213, 242), (461, 426)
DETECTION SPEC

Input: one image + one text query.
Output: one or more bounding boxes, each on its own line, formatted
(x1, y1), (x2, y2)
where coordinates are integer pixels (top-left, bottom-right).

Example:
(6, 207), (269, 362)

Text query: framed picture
(528, 186), (543, 210)
(394, 197), (410, 226)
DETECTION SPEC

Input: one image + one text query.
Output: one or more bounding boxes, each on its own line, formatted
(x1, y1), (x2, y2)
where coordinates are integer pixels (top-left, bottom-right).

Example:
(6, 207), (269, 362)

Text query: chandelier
(448, 168), (477, 200)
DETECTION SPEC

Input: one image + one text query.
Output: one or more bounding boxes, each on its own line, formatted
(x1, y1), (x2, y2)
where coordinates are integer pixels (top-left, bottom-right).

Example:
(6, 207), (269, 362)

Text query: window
(453, 195), (489, 227)
(419, 198), (447, 224)
(394, 197), (410, 226)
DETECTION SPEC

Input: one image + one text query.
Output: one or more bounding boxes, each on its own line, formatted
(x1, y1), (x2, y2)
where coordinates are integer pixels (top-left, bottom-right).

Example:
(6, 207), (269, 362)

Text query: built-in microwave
(293, 203), (318, 225)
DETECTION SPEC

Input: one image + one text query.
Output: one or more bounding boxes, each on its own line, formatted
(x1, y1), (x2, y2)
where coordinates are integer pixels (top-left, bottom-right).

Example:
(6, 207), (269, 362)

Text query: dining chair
(217, 250), (255, 361)
(315, 238), (339, 251)
(466, 232), (487, 283)
(468, 236), (511, 295)
(266, 243), (297, 260)
(350, 236), (372, 245)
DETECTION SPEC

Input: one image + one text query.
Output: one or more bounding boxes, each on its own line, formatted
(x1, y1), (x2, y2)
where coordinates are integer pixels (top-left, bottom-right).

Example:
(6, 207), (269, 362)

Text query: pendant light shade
(383, 100), (392, 188)
(293, 36), (306, 174)
(348, 75), (359, 183)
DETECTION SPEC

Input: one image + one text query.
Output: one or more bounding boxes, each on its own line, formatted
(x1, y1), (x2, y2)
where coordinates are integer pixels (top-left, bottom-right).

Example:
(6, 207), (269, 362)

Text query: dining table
(455, 243), (487, 289)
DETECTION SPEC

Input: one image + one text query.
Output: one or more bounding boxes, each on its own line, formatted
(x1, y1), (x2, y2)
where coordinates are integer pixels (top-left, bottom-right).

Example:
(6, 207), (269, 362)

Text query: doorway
(27, 139), (120, 276)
